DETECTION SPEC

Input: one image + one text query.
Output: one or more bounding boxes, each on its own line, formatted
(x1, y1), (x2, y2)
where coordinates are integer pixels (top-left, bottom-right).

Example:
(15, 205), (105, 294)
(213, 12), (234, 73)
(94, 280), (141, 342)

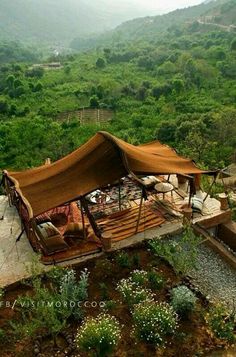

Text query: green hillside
(71, 0), (231, 50)
(0, 0), (235, 172)
(0, 0), (162, 45)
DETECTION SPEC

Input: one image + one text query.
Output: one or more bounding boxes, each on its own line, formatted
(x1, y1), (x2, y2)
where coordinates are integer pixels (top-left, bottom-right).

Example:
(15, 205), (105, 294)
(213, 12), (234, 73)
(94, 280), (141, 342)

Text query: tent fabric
(4, 131), (210, 217)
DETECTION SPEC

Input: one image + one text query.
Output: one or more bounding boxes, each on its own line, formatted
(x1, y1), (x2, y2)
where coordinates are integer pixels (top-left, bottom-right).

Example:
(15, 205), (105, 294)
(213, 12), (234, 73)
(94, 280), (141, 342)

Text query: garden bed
(0, 240), (235, 357)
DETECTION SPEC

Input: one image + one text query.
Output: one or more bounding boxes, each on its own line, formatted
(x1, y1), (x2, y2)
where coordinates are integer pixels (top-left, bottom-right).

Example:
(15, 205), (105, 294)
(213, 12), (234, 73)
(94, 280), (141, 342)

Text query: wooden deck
(0, 175), (232, 287)
(97, 203), (165, 242)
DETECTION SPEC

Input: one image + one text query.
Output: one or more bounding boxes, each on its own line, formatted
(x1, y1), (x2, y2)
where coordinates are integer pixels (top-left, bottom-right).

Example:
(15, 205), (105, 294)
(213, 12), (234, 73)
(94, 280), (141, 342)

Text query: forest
(0, 1), (235, 173)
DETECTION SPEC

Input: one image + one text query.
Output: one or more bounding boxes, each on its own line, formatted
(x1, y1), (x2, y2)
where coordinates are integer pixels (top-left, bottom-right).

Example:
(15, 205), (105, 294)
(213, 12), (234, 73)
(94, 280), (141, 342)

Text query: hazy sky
(119, 0), (205, 13)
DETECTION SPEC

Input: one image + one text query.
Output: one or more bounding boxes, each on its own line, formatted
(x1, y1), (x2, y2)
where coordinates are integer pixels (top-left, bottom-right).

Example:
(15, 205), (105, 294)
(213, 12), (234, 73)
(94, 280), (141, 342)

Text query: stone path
(189, 244), (236, 311)
(0, 196), (47, 287)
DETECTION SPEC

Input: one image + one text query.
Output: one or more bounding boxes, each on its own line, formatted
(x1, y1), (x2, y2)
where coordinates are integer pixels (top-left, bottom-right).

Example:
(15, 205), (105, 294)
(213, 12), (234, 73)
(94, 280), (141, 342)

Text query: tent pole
(135, 188), (145, 234)
(204, 175), (217, 202)
(80, 200), (87, 240)
(118, 180), (122, 211)
(80, 197), (101, 238)
(188, 178), (195, 207)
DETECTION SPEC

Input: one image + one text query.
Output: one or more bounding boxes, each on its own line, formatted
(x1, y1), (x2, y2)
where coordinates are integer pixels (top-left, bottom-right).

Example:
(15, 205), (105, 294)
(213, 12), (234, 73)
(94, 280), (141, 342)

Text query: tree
(0, 98), (8, 114)
(64, 65), (71, 74)
(33, 82), (43, 92)
(25, 66), (44, 78)
(231, 38), (236, 51)
(89, 95), (100, 108)
(96, 57), (106, 69)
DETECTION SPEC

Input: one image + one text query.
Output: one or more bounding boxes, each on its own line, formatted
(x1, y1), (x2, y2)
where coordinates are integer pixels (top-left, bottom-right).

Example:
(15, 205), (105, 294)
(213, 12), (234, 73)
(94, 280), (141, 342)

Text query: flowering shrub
(170, 285), (197, 318)
(132, 301), (178, 346)
(131, 270), (148, 285)
(75, 313), (121, 356)
(206, 304), (236, 343)
(117, 277), (154, 308)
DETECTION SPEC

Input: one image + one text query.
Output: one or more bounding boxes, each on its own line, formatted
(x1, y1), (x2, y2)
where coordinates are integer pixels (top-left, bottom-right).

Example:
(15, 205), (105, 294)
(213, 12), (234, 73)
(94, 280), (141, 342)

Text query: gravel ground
(188, 244), (236, 311)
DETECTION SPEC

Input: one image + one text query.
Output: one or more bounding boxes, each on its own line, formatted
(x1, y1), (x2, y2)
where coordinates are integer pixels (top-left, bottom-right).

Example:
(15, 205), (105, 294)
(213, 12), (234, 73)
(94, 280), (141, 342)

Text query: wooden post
(204, 175), (216, 202)
(188, 178), (193, 207)
(118, 180), (122, 211)
(80, 201), (87, 240)
(135, 188), (145, 234)
(80, 196), (102, 238)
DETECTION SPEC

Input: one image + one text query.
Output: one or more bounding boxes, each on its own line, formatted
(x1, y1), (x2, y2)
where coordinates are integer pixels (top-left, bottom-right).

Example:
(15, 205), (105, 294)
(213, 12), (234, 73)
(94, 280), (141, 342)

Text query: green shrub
(99, 283), (109, 301)
(0, 328), (5, 343)
(102, 300), (117, 311)
(75, 313), (121, 356)
(170, 285), (197, 318)
(206, 304), (236, 343)
(149, 225), (201, 275)
(115, 251), (131, 268)
(12, 268), (90, 342)
(117, 277), (154, 308)
(132, 253), (141, 268)
(131, 270), (148, 286)
(147, 270), (165, 291)
(132, 301), (178, 346)
(59, 268), (89, 319)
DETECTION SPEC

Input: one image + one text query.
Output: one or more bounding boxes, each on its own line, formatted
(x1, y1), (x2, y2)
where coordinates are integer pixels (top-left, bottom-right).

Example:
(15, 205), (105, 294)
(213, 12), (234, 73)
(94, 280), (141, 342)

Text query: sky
(118, 0), (205, 14)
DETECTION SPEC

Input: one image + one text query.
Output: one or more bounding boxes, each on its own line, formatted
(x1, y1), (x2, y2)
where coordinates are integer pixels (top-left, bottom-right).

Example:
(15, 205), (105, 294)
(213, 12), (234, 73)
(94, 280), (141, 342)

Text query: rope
(0, 240), (19, 273)
(0, 198), (9, 220)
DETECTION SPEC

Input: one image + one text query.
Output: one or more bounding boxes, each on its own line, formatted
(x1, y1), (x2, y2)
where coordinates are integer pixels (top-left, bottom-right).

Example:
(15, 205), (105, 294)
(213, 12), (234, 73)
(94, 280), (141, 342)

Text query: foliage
(206, 304), (236, 343)
(147, 270), (165, 291)
(117, 276), (154, 308)
(0, 2), (236, 174)
(0, 329), (6, 343)
(12, 268), (89, 341)
(170, 285), (197, 318)
(99, 283), (109, 301)
(148, 225), (201, 275)
(75, 313), (121, 357)
(115, 251), (131, 269)
(59, 268), (90, 319)
(132, 301), (178, 346)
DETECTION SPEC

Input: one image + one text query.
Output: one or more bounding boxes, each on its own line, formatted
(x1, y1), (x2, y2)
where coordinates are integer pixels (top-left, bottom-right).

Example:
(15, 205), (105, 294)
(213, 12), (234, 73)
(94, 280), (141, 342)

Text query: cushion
(63, 222), (88, 239)
(50, 212), (68, 227)
(36, 222), (69, 255)
(37, 222), (61, 239)
(35, 213), (51, 224)
(42, 235), (69, 254)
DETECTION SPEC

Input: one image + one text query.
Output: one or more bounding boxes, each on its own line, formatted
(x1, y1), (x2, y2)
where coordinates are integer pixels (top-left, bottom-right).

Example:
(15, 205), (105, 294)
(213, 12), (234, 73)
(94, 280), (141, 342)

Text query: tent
(3, 131), (212, 218)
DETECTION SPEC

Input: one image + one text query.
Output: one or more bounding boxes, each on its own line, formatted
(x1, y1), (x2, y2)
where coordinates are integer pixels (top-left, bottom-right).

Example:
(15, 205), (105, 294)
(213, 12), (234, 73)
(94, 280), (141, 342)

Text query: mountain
(71, 0), (232, 50)
(0, 0), (164, 45)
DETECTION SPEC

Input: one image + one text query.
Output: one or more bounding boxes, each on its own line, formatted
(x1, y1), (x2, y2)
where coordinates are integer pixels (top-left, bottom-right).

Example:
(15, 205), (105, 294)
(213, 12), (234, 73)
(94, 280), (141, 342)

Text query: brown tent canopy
(3, 131), (213, 217)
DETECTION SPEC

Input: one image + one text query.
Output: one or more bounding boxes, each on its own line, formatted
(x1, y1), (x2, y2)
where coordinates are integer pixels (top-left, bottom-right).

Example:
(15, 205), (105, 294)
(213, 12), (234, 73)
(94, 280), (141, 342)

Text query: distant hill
(0, 0), (163, 45)
(71, 0), (233, 50)
(200, 0), (236, 25)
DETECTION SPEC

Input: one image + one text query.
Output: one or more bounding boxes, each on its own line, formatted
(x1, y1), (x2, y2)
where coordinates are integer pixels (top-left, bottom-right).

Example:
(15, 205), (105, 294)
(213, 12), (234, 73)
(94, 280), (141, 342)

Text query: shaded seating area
(1, 131), (216, 264)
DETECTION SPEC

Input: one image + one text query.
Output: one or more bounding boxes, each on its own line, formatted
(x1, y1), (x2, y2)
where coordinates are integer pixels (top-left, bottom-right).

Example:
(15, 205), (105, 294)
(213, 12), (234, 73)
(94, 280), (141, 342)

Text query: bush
(149, 225), (201, 275)
(0, 328), (5, 343)
(147, 270), (165, 291)
(131, 270), (148, 285)
(12, 268), (90, 342)
(59, 268), (89, 318)
(132, 301), (178, 346)
(117, 277), (154, 308)
(170, 285), (197, 318)
(75, 313), (121, 356)
(115, 251), (131, 268)
(206, 304), (236, 343)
